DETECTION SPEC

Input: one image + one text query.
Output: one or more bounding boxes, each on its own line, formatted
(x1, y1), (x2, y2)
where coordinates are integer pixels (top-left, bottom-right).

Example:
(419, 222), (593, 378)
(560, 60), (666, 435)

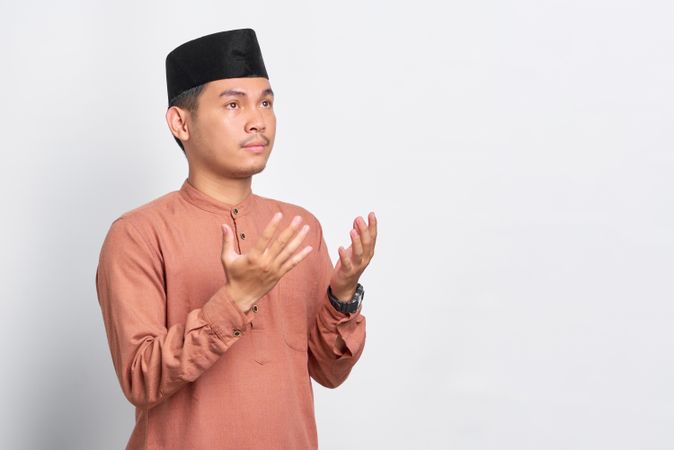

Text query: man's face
(182, 77), (276, 179)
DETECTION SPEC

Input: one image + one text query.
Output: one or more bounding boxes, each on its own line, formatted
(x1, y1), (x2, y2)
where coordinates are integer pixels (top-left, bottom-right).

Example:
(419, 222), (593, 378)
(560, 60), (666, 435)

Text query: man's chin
(229, 163), (266, 179)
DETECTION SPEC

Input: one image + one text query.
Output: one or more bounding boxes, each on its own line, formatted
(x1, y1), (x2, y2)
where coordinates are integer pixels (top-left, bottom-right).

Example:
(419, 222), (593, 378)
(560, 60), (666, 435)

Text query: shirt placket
(230, 206), (271, 365)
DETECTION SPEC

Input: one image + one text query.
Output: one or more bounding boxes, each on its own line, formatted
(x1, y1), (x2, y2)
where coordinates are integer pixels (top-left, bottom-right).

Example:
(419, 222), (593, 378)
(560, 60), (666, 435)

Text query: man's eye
(261, 100), (272, 108)
(225, 102), (238, 109)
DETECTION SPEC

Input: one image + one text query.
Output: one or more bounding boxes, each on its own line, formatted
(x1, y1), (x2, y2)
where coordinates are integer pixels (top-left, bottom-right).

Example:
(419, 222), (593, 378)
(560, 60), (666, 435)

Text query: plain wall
(1, 0), (673, 449)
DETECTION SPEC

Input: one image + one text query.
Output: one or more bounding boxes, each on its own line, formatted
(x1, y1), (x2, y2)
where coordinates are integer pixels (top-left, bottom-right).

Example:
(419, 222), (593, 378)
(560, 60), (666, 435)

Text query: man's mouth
(242, 142), (266, 153)
(242, 138), (268, 154)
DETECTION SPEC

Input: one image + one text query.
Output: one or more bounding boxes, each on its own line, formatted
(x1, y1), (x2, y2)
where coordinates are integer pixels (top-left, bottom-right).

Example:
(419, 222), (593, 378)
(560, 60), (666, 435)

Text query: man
(95, 28), (377, 449)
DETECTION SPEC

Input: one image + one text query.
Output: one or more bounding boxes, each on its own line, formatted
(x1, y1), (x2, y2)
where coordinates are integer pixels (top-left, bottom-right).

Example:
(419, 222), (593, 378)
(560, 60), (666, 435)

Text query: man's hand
(221, 212), (313, 312)
(330, 212), (377, 301)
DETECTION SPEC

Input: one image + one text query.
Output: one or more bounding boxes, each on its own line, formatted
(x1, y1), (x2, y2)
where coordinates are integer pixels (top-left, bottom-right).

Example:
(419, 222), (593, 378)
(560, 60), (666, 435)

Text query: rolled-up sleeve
(95, 217), (254, 409)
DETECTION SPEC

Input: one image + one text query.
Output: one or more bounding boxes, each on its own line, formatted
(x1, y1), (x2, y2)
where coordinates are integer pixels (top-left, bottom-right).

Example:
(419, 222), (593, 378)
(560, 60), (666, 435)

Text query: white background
(2, 0), (673, 449)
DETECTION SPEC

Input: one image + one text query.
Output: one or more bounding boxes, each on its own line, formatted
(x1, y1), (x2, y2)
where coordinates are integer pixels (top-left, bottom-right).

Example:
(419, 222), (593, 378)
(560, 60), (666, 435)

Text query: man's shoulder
(120, 189), (180, 219)
(105, 189), (182, 238)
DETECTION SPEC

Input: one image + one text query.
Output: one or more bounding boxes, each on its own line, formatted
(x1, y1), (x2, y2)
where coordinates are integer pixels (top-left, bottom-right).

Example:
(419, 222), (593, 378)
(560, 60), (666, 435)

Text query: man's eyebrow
(219, 88), (274, 97)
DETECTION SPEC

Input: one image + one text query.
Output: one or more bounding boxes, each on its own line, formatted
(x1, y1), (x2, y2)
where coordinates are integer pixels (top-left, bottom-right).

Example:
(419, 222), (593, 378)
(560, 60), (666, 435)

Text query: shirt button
(240, 232), (246, 240)
(233, 329), (241, 337)
(252, 304), (259, 313)
(233, 208), (239, 215)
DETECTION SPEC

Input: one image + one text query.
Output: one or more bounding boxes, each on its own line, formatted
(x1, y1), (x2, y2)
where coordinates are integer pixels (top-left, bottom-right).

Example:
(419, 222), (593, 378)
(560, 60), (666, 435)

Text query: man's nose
(245, 108), (266, 133)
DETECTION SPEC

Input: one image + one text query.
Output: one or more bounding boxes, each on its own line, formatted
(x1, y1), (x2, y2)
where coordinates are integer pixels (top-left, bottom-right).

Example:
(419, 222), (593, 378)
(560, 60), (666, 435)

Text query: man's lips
(242, 141), (267, 153)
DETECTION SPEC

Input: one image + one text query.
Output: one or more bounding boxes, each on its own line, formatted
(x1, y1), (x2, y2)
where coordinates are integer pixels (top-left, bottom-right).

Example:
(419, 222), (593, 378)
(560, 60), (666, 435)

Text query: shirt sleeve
(95, 217), (255, 409)
(307, 218), (367, 388)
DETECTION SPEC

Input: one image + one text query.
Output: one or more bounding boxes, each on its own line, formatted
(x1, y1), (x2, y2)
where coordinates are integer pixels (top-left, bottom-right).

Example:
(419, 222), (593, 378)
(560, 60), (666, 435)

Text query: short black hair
(168, 83), (206, 153)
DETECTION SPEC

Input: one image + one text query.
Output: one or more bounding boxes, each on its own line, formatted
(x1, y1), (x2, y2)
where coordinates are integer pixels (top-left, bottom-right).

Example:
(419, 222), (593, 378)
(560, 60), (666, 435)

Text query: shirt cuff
(318, 290), (365, 358)
(201, 285), (256, 343)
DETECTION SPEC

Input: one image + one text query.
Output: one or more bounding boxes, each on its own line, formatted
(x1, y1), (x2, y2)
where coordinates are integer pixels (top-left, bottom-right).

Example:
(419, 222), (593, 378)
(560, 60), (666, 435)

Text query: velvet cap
(165, 28), (268, 105)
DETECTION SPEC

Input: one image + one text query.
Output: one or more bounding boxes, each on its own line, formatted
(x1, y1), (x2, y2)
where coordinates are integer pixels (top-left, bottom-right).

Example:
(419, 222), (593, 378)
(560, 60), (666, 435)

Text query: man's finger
(356, 216), (371, 247)
(275, 223), (310, 267)
(267, 215), (304, 259)
(338, 246), (353, 272)
(350, 229), (364, 263)
(253, 212), (283, 255)
(279, 245), (313, 275)
(221, 224), (236, 259)
(368, 211), (377, 249)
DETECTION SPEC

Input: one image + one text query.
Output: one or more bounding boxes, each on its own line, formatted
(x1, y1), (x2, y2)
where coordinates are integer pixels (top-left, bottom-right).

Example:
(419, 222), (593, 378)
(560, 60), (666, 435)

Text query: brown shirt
(95, 179), (366, 450)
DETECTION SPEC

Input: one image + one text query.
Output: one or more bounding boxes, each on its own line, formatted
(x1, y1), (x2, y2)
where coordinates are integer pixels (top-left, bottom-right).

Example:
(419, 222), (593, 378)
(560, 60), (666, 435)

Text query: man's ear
(166, 106), (191, 143)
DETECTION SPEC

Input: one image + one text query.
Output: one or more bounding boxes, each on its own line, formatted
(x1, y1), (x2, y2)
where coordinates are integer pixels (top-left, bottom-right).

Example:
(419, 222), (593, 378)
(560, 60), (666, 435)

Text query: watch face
(346, 296), (361, 313)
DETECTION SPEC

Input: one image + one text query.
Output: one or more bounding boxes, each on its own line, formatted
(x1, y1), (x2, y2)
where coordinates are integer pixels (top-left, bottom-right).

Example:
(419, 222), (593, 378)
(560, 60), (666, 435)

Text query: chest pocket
(278, 271), (315, 352)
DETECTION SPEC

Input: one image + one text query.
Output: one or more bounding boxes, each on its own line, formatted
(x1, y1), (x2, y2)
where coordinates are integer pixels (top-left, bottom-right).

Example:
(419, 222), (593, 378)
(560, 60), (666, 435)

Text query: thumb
(221, 224), (234, 260)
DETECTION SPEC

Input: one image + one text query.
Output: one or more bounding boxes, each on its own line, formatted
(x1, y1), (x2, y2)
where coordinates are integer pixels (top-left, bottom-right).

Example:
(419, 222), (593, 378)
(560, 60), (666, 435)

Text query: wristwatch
(327, 283), (364, 314)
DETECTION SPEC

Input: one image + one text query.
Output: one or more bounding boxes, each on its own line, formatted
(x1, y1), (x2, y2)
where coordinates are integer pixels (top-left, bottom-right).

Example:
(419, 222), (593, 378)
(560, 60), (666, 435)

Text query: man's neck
(187, 172), (253, 206)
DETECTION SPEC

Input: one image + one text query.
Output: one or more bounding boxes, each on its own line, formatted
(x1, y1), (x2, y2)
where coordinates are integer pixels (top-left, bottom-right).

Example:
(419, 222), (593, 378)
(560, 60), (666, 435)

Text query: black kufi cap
(165, 28), (268, 105)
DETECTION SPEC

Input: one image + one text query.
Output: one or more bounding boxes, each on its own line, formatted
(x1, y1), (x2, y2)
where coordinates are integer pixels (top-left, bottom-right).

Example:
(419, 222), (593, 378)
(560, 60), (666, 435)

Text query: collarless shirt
(95, 178), (366, 450)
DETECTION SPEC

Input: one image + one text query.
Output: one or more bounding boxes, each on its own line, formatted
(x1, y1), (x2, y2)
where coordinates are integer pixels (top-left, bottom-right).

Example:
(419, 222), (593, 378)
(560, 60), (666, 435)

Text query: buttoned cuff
(201, 285), (255, 343)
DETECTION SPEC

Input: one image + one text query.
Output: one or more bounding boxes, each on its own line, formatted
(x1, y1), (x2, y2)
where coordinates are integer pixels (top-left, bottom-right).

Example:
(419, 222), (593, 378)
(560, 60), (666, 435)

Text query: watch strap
(327, 283), (364, 314)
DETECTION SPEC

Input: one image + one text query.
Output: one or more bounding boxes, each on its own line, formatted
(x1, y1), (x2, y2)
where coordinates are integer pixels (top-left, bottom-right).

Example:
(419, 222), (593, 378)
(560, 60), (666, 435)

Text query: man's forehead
(206, 78), (273, 96)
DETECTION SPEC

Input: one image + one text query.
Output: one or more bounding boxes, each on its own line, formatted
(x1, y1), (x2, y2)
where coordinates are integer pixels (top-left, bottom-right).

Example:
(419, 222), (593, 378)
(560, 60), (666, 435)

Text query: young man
(95, 28), (377, 449)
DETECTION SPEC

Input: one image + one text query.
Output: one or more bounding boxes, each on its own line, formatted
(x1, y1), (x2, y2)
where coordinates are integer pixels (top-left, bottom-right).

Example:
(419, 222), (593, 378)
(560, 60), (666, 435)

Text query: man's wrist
(329, 284), (357, 303)
(224, 283), (258, 313)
